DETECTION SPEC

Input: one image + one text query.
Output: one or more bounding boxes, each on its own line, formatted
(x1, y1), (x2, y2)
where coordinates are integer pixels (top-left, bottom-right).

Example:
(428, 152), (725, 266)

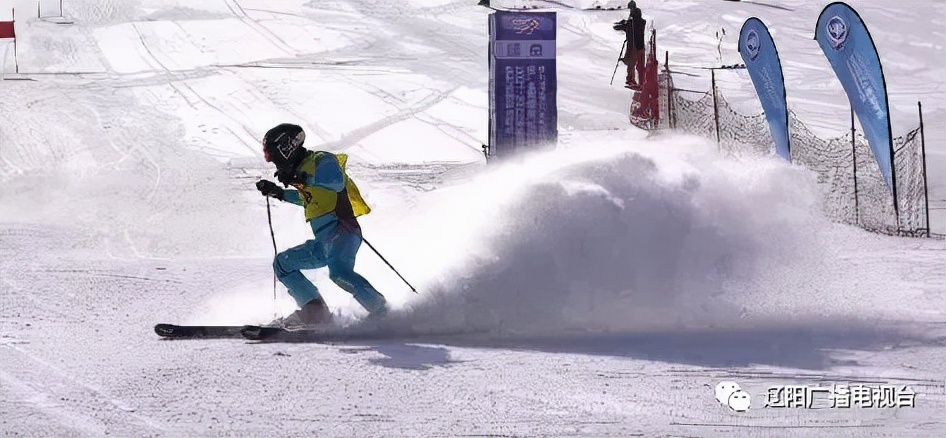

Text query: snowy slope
(1, 0), (944, 436)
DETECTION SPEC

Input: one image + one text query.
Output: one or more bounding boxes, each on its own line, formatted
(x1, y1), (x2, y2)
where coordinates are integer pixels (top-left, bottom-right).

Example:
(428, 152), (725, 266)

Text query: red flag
(0, 21), (13, 39)
(630, 30), (659, 130)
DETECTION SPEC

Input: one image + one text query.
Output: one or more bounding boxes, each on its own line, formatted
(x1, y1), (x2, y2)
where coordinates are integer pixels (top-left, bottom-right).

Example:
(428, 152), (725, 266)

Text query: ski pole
(361, 236), (418, 294)
(265, 197), (278, 317)
(610, 39), (627, 85)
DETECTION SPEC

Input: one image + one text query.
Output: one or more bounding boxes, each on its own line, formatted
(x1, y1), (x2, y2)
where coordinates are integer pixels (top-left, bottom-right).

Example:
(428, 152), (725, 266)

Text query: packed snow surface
(1, 0), (943, 436)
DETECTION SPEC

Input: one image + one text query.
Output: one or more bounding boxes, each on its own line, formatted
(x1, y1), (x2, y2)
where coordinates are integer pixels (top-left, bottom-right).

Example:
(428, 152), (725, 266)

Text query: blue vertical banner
(815, 2), (896, 197)
(738, 17), (790, 161)
(488, 11), (558, 158)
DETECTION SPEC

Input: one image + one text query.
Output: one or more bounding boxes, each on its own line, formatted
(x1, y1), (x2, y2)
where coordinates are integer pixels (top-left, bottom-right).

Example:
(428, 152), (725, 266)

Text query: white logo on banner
(745, 29), (761, 60)
(827, 15), (848, 50)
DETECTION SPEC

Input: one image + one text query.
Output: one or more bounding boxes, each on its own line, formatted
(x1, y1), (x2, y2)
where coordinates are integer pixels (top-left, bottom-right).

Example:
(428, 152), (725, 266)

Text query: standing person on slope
(615, 2), (644, 90)
(629, 5), (647, 89)
(255, 123), (389, 327)
(621, 1), (640, 89)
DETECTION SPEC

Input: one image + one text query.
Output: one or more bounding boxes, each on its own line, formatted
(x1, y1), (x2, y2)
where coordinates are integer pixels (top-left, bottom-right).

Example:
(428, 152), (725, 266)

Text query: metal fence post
(918, 101), (930, 237)
(851, 109), (859, 226)
(711, 69), (720, 147)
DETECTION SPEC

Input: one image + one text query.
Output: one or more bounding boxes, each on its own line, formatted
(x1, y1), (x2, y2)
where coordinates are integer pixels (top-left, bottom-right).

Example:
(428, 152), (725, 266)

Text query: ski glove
(275, 169), (308, 187)
(256, 179), (285, 200)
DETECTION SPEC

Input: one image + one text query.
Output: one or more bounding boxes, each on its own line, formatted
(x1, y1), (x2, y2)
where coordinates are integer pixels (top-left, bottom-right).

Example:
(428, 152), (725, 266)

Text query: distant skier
(255, 123), (388, 326)
(614, 2), (645, 90)
(625, 3), (646, 90)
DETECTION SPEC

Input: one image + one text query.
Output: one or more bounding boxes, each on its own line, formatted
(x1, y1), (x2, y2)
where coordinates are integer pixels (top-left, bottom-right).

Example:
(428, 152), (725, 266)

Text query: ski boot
(268, 299), (335, 329)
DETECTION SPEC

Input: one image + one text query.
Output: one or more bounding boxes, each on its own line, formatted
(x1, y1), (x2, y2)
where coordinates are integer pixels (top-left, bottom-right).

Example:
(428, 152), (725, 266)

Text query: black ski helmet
(262, 123), (307, 169)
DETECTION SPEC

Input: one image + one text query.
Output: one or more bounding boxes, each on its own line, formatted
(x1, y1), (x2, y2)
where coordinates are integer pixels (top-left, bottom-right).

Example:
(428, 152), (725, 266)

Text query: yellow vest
(292, 152), (371, 221)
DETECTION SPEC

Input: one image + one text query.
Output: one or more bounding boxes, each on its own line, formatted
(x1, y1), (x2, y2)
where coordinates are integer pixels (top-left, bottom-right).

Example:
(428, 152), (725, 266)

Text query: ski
(154, 323), (247, 339)
(240, 323), (489, 343)
(158, 321), (481, 343)
(239, 324), (363, 342)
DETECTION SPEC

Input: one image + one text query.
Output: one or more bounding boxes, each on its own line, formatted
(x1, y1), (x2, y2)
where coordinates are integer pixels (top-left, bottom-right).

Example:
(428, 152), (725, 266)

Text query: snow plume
(377, 134), (829, 337)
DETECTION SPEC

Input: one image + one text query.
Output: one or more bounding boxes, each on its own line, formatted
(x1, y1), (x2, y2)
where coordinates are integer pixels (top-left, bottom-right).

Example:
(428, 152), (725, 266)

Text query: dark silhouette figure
(616, 2), (646, 90)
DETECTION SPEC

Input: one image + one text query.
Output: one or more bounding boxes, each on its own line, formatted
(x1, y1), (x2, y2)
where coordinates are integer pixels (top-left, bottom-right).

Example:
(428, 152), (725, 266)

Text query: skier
(255, 123), (388, 327)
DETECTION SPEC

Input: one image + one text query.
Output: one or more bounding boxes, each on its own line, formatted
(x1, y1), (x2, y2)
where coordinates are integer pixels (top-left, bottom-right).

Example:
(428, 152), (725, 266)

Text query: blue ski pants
(273, 224), (387, 314)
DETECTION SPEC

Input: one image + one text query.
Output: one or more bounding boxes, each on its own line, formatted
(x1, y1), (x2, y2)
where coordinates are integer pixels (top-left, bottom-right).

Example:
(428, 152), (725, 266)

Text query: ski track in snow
(0, 0), (944, 436)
